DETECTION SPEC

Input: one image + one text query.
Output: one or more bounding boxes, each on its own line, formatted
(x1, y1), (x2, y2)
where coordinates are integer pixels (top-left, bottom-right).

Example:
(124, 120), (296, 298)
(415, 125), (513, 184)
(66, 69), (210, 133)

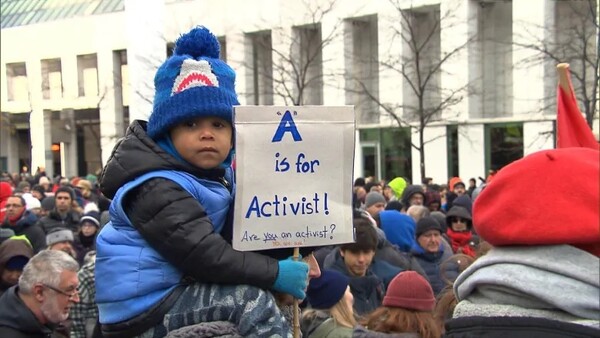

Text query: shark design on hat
(172, 59), (219, 95)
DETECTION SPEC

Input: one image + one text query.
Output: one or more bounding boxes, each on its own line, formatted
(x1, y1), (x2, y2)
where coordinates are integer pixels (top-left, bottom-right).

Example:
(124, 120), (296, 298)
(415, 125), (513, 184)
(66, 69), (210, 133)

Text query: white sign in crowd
(233, 106), (356, 251)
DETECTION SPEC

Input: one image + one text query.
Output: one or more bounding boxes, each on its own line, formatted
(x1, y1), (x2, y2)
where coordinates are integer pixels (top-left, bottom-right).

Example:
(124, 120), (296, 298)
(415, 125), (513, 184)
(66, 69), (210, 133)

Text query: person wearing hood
(444, 206), (478, 258)
(0, 181), (12, 223)
(387, 177), (407, 201)
(0, 235), (33, 297)
(400, 185), (426, 210)
(1, 195), (46, 253)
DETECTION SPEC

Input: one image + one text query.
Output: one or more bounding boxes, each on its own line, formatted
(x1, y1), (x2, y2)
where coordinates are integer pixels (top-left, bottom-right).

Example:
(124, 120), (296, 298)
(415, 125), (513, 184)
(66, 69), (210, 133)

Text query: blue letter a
(272, 111), (302, 142)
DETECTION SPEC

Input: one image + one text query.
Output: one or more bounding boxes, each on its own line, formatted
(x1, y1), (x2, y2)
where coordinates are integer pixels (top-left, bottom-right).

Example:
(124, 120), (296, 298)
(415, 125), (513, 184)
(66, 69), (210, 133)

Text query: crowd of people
(0, 25), (598, 338)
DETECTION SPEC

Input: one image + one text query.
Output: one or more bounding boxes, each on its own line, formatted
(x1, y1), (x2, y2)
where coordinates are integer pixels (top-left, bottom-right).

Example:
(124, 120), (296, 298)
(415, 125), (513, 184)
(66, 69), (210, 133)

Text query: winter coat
(0, 286), (55, 337)
(375, 231), (426, 279)
(1, 210), (46, 253)
(301, 311), (354, 338)
(353, 326), (421, 338)
(36, 209), (81, 234)
(410, 244), (454, 295)
(95, 120), (279, 326)
(445, 245), (600, 337)
(445, 316), (599, 338)
(324, 250), (390, 315)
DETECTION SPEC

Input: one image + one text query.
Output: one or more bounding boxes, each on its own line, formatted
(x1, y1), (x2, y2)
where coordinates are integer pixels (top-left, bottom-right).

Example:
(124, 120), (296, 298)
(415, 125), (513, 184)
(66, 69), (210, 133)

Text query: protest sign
(232, 106), (355, 251)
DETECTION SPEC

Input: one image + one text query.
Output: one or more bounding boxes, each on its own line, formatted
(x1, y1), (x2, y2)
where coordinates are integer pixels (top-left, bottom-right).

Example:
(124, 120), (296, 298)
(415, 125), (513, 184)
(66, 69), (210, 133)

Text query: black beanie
(415, 216), (443, 238)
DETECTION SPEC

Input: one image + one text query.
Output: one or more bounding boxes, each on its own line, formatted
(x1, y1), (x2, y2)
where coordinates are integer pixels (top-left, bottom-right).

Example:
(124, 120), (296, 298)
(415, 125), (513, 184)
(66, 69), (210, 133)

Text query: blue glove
(272, 258), (309, 299)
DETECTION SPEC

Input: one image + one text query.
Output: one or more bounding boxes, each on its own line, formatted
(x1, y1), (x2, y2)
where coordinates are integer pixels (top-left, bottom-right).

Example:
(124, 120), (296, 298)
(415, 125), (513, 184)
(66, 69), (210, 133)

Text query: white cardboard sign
(232, 106), (356, 251)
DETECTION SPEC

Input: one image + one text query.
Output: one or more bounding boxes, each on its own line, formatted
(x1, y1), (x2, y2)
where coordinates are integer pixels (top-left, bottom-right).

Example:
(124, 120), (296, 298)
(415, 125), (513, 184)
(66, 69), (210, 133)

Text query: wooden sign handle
(293, 247), (301, 338)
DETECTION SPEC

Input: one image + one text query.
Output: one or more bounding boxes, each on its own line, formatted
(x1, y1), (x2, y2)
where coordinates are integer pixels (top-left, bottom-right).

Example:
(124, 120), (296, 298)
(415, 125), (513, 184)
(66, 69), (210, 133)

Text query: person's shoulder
(0, 326), (26, 337)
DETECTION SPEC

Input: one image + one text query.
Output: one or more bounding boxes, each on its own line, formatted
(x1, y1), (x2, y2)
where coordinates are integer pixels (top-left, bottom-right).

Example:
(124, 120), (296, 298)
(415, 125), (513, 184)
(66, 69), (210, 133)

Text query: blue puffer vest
(95, 169), (233, 324)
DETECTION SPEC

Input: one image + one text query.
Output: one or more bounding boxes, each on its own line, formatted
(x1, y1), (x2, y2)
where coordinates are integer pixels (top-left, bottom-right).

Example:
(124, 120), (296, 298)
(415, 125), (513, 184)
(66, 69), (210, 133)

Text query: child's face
(170, 116), (233, 169)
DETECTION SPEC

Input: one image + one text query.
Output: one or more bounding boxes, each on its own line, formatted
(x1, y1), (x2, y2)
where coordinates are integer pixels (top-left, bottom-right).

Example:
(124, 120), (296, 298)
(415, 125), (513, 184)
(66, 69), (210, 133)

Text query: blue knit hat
(307, 269), (349, 310)
(147, 26), (239, 139)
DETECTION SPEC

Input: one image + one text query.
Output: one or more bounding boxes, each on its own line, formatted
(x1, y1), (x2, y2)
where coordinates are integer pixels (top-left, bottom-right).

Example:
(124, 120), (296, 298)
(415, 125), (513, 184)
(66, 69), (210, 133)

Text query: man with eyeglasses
(1, 194), (46, 253)
(0, 250), (80, 337)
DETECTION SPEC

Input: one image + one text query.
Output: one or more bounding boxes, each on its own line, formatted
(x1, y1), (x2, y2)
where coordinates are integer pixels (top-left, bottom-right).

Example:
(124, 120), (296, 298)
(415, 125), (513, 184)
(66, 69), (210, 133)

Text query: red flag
(556, 63), (599, 149)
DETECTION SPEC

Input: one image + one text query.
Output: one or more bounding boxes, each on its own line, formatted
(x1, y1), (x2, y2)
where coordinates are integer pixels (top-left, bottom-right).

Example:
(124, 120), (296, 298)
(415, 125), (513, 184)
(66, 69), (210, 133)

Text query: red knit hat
(473, 148), (600, 256)
(383, 271), (435, 311)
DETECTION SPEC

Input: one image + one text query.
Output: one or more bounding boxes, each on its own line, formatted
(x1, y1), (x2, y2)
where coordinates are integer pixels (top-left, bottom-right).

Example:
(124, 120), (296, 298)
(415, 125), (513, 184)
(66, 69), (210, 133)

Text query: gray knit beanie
(364, 192), (386, 208)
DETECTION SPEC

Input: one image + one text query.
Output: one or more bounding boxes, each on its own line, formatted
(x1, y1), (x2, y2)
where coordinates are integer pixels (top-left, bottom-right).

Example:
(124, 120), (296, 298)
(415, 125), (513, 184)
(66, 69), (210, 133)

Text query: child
(95, 26), (308, 338)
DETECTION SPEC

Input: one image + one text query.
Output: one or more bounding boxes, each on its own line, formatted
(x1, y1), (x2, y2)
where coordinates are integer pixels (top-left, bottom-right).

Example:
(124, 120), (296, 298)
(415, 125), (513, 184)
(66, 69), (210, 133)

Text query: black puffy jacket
(99, 120), (279, 288)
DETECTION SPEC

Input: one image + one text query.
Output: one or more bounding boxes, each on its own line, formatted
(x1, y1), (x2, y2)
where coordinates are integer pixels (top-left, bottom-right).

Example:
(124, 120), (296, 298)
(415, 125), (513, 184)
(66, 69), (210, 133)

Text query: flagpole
(556, 63), (573, 97)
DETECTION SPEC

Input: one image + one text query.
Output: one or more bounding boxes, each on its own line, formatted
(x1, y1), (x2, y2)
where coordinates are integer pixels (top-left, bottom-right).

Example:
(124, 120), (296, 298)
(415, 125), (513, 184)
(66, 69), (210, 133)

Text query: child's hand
(273, 257), (309, 299)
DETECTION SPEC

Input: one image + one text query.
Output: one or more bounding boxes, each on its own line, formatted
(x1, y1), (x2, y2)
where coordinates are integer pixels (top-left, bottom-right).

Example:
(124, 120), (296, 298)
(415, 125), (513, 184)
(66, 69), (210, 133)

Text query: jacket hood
(401, 185), (426, 207)
(0, 182), (11, 201)
(446, 206), (472, 230)
(379, 210), (417, 252)
(99, 120), (226, 199)
(0, 237), (33, 277)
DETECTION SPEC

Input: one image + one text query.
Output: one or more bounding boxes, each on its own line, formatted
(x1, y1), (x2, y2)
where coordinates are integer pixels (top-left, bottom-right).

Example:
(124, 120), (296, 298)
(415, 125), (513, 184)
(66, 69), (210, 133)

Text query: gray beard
(40, 296), (68, 324)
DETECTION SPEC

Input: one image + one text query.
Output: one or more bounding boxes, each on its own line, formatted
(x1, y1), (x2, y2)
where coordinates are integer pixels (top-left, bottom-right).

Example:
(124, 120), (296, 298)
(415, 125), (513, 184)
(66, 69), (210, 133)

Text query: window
(292, 23), (323, 105)
(485, 123), (523, 172)
(360, 127), (411, 180)
(41, 58), (63, 99)
(77, 54), (98, 97)
(345, 15), (379, 125)
(245, 30), (273, 105)
(472, 0), (513, 118)
(6, 62), (28, 101)
(447, 124), (459, 178)
(217, 36), (227, 62)
(116, 50), (128, 107)
(401, 6), (441, 122)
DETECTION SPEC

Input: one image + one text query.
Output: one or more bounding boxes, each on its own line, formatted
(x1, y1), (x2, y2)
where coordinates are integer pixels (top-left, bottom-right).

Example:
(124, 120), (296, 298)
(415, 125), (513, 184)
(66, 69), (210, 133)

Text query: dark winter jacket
(444, 316), (600, 338)
(95, 121), (279, 329)
(410, 244), (454, 295)
(1, 210), (46, 253)
(325, 249), (391, 315)
(36, 209), (81, 234)
(0, 286), (55, 337)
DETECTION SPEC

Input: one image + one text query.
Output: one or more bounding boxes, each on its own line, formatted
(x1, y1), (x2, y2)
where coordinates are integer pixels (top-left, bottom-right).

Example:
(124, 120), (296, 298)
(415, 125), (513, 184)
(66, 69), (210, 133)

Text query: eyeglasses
(451, 217), (469, 223)
(42, 283), (79, 300)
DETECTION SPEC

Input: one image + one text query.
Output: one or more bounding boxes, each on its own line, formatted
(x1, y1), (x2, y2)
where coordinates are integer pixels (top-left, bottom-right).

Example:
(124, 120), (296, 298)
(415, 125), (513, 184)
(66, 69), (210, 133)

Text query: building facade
(1, 0), (598, 184)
